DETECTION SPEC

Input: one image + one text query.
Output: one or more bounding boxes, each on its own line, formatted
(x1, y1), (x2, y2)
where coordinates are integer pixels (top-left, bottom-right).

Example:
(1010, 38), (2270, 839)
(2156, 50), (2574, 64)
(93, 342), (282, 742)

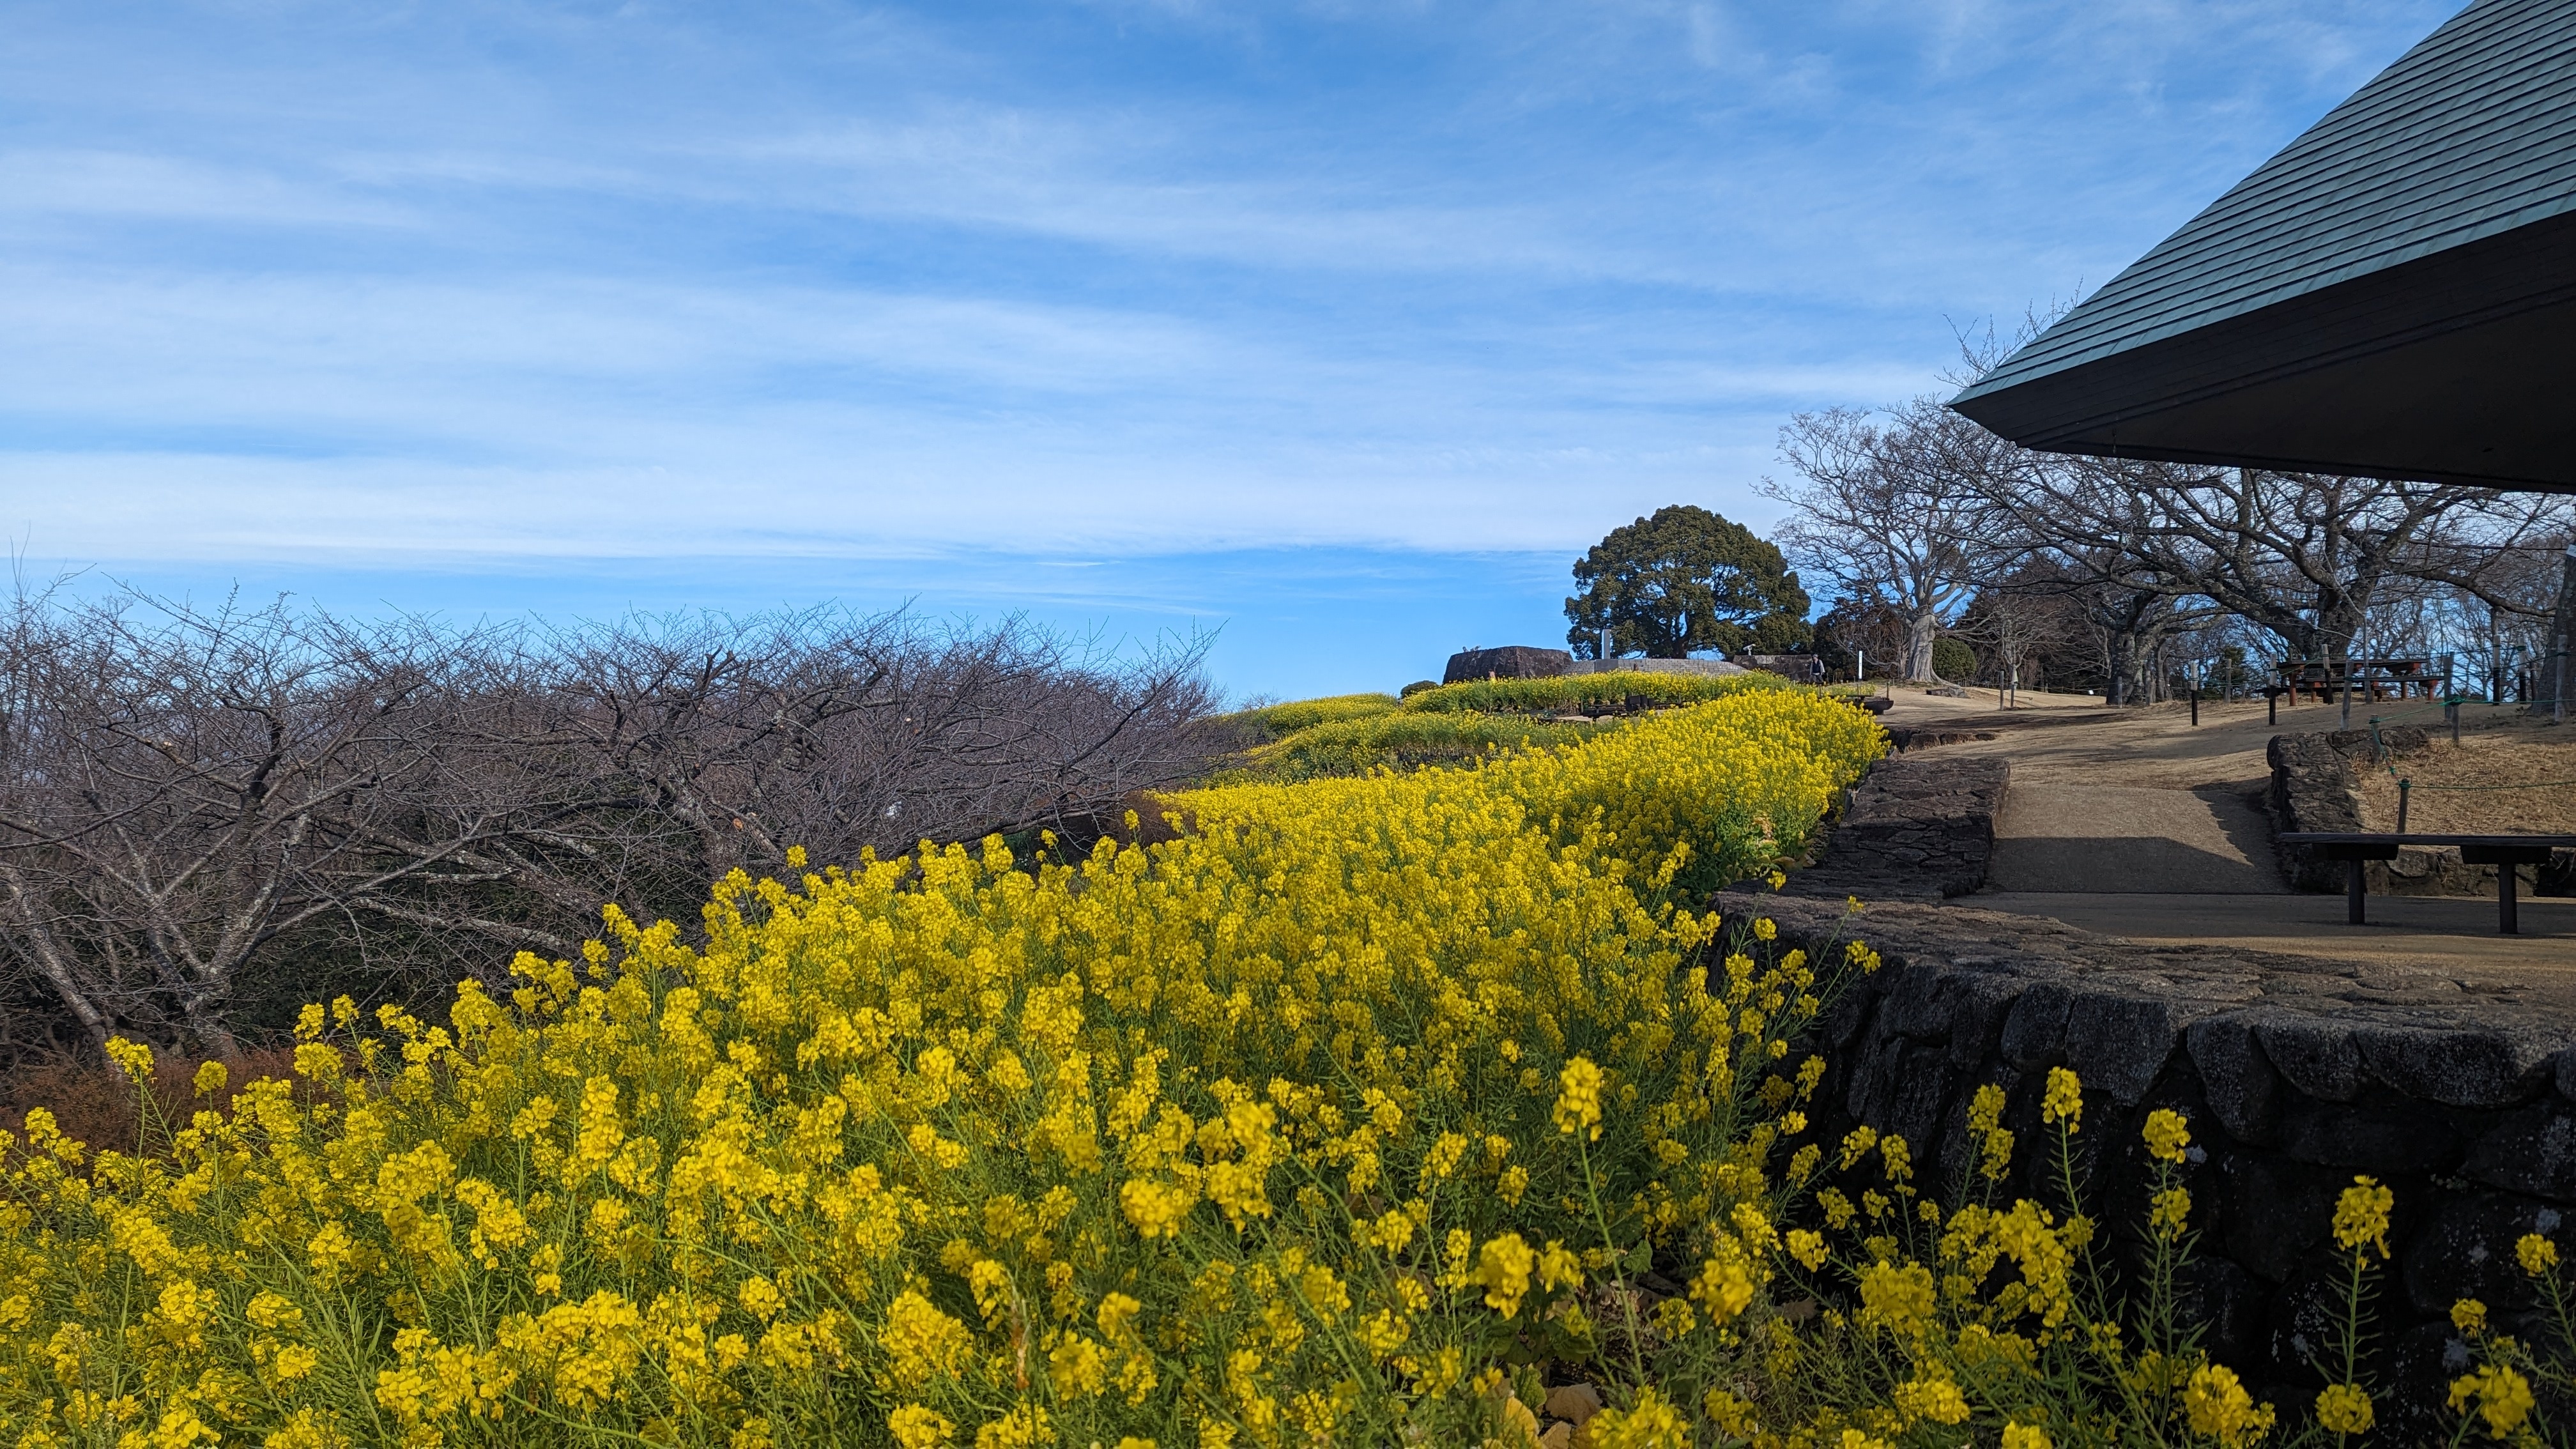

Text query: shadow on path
(1988, 781), (2285, 893)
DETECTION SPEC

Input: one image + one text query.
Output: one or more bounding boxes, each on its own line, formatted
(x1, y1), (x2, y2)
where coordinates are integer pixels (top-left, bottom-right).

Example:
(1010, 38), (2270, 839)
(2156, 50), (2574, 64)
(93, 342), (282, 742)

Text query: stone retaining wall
(1722, 890), (2576, 1434)
(1883, 726), (1999, 752)
(2269, 728), (2576, 894)
(1782, 754), (2010, 904)
(1443, 646), (1572, 682)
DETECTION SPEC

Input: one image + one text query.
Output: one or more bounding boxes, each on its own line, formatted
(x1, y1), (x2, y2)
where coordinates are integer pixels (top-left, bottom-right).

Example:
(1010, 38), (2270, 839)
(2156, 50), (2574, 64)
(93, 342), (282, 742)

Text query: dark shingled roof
(1952, 0), (2576, 491)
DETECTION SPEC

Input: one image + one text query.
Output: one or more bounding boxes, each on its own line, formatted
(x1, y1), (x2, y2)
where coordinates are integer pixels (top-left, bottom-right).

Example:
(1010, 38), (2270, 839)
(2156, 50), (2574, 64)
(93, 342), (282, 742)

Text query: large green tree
(1564, 505), (1811, 659)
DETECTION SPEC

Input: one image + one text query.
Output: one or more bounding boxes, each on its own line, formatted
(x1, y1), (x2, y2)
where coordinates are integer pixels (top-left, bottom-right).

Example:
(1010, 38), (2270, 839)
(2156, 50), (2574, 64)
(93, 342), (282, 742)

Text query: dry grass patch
(2356, 729), (2576, 834)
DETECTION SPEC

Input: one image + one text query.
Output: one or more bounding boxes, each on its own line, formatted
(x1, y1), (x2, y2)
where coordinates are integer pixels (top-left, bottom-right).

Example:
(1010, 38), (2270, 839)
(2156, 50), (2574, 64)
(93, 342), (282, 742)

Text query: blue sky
(1, 0), (2458, 700)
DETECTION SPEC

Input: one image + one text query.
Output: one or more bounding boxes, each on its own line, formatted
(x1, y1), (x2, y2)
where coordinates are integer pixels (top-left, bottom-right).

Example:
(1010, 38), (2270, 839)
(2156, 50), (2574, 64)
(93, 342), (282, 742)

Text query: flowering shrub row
(1225, 710), (1614, 783)
(0, 691), (1881, 1447)
(1755, 1064), (2574, 1448)
(1211, 694), (1400, 745)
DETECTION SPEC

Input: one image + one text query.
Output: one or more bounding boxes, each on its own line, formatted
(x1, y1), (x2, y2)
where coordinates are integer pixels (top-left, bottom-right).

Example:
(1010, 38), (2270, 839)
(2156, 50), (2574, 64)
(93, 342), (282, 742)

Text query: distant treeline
(0, 589), (1223, 1061)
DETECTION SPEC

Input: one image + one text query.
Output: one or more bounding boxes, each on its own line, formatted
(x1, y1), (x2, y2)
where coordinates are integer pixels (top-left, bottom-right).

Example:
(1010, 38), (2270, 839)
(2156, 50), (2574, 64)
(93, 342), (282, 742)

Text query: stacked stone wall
(1781, 754), (2009, 904)
(2269, 727), (2576, 894)
(1442, 646), (1572, 683)
(1723, 891), (2576, 1436)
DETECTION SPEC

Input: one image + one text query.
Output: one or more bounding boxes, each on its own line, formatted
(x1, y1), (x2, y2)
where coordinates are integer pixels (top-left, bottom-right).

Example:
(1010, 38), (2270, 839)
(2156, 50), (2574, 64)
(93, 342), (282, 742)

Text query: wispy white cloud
(730, 118), (1592, 276)
(0, 149), (415, 227)
(0, 0), (2464, 587)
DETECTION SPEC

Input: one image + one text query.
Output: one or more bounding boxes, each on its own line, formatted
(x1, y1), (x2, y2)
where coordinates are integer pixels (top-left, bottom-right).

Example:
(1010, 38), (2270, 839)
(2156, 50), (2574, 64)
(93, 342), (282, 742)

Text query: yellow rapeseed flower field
(0, 692), (1880, 1447)
(8, 681), (2563, 1446)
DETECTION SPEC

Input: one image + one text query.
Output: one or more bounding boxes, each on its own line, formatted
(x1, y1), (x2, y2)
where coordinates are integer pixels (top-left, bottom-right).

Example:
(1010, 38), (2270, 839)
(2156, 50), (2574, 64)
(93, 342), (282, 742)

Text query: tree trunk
(181, 985), (241, 1059)
(2539, 546), (2576, 716)
(1906, 610), (1940, 682)
(2493, 607), (2506, 706)
(2106, 627), (2163, 705)
(2313, 588), (2365, 669)
(0, 863), (112, 1050)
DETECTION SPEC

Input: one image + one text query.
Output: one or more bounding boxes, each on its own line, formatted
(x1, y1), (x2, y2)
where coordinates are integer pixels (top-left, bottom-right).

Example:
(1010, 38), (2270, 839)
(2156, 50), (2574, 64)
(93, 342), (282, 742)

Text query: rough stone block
(2188, 1013), (2285, 1145)
(1942, 970), (2027, 1072)
(2218, 1151), (2359, 1282)
(1815, 973), (1885, 1052)
(2400, 1193), (2568, 1317)
(1730, 887), (2576, 1413)
(1848, 1038), (1953, 1154)
(2262, 1250), (2368, 1381)
(2386, 1319), (2479, 1446)
(2464, 1103), (2576, 1202)
(1842, 1028), (1922, 1133)
(2269, 732), (2366, 891)
(1781, 754), (2009, 900)
(2062, 993), (2195, 1105)
(2354, 1023), (2555, 1108)
(2328, 726), (2430, 760)
(2274, 1091), (2469, 1173)
(2174, 1257), (2270, 1367)
(1998, 981), (2074, 1069)
(1878, 967), (1955, 1043)
(2253, 1016), (2366, 1103)
(1441, 645), (1570, 683)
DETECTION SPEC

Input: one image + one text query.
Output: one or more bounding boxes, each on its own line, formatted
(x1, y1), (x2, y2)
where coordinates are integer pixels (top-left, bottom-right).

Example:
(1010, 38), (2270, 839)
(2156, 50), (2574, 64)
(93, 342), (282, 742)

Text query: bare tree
(1953, 565), (2087, 704)
(1764, 399), (2004, 682)
(1810, 589), (1912, 683)
(0, 590), (1223, 1055)
(2016, 461), (2570, 670)
(0, 594), (522, 1052)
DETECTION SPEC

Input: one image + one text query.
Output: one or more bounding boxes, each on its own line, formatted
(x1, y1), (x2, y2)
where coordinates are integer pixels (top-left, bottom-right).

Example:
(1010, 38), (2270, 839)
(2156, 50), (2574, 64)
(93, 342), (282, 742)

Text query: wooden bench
(2279, 832), (2576, 934)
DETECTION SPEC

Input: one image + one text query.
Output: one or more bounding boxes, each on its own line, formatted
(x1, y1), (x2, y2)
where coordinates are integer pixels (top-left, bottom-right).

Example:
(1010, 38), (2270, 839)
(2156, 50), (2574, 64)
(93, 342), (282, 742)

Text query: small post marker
(2397, 779), (2411, 834)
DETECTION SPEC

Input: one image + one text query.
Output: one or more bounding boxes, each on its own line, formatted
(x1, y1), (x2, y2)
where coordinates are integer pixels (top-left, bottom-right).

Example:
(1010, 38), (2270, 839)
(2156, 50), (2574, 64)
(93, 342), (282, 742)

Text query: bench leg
(2502, 865), (2520, 936)
(2349, 857), (2366, 926)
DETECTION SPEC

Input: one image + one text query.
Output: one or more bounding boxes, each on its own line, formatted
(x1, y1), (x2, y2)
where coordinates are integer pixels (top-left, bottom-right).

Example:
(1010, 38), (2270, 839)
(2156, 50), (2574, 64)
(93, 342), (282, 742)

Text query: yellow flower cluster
(1216, 692), (1401, 742)
(2181, 1364), (2273, 1446)
(1233, 710), (1612, 782)
(2331, 1177), (2393, 1259)
(1188, 680), (1883, 899)
(2450, 1363), (2535, 1439)
(1754, 1081), (2318, 1447)
(2439, 1220), (2570, 1443)
(2313, 1379), (2373, 1436)
(0, 691), (1880, 1447)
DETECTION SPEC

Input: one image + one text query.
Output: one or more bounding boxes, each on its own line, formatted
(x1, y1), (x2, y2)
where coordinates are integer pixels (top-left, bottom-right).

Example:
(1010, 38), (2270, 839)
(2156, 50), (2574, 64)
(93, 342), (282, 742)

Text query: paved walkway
(1987, 782), (2283, 893)
(1847, 686), (2574, 972)
(1873, 688), (2303, 893)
